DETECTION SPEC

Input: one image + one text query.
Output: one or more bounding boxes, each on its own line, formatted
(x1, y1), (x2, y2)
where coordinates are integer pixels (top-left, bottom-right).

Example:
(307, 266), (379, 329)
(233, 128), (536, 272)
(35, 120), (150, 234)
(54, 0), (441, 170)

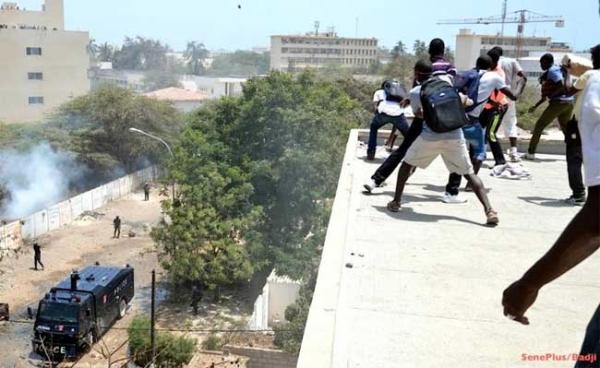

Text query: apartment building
(270, 31), (378, 72)
(454, 28), (567, 70)
(0, 0), (90, 124)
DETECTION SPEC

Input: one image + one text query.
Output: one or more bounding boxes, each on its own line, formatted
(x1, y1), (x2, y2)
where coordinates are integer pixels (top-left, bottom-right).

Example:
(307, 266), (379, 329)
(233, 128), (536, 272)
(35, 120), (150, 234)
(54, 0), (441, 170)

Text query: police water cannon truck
(31, 264), (134, 360)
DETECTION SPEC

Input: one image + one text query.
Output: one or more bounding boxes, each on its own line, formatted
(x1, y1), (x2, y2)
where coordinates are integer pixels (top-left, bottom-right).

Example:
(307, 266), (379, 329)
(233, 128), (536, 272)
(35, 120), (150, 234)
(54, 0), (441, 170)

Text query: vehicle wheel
(118, 298), (128, 319)
(84, 331), (95, 351)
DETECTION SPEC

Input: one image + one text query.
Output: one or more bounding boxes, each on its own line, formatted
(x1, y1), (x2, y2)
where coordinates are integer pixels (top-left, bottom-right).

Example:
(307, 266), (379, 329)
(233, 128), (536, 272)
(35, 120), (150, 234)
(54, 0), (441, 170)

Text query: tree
(128, 316), (196, 367)
(391, 41), (406, 59)
(87, 39), (98, 61)
(97, 42), (116, 63)
(207, 50), (270, 77)
(53, 85), (182, 177)
(413, 39), (428, 60)
(151, 124), (259, 290)
(445, 46), (455, 64)
(142, 69), (182, 92)
(184, 41), (209, 75)
(113, 36), (171, 70)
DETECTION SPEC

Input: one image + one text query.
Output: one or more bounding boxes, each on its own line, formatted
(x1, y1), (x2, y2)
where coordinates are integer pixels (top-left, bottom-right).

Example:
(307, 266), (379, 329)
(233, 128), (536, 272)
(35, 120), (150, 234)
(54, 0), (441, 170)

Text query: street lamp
(129, 127), (176, 201)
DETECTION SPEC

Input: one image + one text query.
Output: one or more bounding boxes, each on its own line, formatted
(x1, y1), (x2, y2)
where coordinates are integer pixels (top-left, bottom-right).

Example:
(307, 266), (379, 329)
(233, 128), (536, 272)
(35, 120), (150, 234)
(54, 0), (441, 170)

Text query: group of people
(365, 38), (600, 365)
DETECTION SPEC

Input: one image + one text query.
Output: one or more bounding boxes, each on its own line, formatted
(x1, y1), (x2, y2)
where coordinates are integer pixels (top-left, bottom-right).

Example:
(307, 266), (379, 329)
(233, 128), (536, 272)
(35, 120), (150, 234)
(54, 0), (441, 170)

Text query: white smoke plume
(0, 143), (88, 220)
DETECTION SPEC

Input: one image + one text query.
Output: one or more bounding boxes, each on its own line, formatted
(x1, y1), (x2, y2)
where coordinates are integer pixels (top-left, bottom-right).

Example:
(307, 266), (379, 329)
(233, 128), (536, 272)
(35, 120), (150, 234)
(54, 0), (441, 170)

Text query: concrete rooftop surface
(297, 129), (600, 368)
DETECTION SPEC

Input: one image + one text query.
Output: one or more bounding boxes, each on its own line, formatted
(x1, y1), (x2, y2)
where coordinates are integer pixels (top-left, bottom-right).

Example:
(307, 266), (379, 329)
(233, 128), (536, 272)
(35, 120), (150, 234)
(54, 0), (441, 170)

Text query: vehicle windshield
(38, 302), (79, 324)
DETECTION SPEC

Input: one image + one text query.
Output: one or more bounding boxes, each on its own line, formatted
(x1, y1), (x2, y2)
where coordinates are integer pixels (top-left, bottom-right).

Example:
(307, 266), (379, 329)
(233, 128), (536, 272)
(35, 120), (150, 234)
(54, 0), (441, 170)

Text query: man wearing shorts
(386, 59), (499, 226)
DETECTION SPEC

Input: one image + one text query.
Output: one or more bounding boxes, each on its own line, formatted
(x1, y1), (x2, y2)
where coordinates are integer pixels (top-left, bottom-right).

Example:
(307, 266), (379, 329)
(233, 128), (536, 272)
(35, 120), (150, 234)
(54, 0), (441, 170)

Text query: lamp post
(129, 127), (176, 201)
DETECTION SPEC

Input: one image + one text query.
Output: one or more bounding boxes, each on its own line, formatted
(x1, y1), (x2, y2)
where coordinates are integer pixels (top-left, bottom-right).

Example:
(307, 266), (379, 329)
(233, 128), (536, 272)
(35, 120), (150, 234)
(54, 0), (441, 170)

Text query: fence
(0, 166), (159, 258)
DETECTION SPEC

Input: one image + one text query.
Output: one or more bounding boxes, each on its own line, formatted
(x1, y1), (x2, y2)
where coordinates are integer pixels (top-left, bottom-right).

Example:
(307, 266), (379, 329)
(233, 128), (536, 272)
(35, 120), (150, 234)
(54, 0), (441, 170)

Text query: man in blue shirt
(525, 53), (575, 160)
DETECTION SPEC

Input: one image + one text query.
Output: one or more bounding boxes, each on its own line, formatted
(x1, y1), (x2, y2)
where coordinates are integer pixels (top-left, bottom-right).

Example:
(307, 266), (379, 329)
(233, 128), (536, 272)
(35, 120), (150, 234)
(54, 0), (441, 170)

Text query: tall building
(270, 31), (378, 72)
(0, 0), (90, 124)
(454, 28), (569, 70)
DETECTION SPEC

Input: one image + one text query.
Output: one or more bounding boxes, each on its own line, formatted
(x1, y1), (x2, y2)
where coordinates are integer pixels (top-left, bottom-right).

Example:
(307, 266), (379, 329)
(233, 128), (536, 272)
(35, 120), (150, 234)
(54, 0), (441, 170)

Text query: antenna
(314, 21), (320, 35)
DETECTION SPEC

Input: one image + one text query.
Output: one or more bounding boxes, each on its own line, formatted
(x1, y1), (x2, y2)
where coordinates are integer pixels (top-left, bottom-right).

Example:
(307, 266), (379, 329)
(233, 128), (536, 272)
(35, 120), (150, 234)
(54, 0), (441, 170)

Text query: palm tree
(184, 41), (209, 76)
(97, 42), (115, 62)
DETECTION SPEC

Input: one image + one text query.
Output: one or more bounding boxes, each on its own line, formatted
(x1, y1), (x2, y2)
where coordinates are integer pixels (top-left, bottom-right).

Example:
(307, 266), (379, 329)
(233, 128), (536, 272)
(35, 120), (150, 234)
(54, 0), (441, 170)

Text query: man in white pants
(491, 47), (528, 162)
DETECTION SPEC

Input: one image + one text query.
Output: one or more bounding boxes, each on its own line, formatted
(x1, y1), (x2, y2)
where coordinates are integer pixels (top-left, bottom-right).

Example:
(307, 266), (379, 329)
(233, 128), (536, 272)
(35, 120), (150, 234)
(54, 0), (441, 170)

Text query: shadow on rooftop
(519, 196), (574, 208)
(373, 205), (490, 227)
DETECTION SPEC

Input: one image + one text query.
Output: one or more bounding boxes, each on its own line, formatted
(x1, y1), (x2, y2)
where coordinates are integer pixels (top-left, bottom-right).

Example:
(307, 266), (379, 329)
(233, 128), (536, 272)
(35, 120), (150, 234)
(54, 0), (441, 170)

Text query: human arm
(502, 188), (600, 325)
(529, 98), (547, 113)
(499, 87), (518, 101)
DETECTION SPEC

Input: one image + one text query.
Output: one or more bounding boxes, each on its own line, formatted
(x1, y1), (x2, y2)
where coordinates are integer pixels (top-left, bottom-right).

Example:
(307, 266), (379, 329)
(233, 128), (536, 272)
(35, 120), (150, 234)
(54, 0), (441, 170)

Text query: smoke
(0, 143), (88, 220)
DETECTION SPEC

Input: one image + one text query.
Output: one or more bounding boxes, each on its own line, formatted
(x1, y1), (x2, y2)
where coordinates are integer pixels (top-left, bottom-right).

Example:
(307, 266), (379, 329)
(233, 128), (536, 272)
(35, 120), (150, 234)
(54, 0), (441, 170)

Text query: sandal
(387, 200), (401, 212)
(486, 209), (499, 226)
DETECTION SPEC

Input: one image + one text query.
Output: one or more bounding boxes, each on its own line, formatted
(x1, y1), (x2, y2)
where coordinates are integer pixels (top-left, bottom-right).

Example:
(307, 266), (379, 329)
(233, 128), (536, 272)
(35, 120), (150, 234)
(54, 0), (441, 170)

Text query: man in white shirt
(492, 47), (528, 162)
(366, 82), (409, 160)
(502, 44), (600, 367)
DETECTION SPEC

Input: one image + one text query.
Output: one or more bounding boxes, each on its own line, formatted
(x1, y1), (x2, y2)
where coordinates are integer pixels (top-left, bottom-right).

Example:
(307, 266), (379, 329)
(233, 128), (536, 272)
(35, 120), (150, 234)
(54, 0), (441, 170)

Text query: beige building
(270, 31), (378, 72)
(144, 87), (210, 113)
(455, 28), (563, 70)
(0, 0), (90, 124)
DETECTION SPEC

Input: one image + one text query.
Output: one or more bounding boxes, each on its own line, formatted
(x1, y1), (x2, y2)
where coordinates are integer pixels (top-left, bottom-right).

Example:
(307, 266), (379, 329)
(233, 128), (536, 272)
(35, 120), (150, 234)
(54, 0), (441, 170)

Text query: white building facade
(270, 32), (378, 72)
(0, 0), (90, 124)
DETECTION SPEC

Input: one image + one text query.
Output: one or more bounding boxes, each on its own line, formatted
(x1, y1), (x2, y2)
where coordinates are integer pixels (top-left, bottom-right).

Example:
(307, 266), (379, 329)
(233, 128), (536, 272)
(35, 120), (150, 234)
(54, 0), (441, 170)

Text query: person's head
(428, 38), (445, 59)
(489, 46), (503, 57)
(487, 49), (501, 69)
(592, 44), (600, 69)
(539, 53), (554, 71)
(380, 81), (387, 89)
(476, 55), (493, 71)
(414, 59), (433, 83)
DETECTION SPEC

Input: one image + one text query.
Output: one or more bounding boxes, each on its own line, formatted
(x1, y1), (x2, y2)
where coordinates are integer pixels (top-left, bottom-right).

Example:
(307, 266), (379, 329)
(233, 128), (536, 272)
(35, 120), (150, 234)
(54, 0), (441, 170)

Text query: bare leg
(464, 174), (492, 213)
(393, 162), (415, 202)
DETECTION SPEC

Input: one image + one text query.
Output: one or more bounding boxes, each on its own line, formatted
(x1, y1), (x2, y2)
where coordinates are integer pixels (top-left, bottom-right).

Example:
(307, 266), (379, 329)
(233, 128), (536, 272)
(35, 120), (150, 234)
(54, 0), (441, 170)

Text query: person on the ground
(190, 281), (204, 315)
(490, 46), (528, 162)
(364, 38), (456, 192)
(143, 182), (150, 201)
(366, 81), (409, 160)
(525, 53), (575, 160)
(386, 59), (499, 225)
(33, 242), (44, 271)
(113, 216), (121, 239)
(502, 44), (600, 367)
(443, 55), (519, 203)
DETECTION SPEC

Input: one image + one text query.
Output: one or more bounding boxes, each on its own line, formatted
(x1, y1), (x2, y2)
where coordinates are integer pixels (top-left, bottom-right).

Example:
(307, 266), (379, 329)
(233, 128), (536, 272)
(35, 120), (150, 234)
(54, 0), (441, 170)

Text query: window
(26, 47), (42, 56)
(28, 96), (44, 104)
(28, 72), (43, 80)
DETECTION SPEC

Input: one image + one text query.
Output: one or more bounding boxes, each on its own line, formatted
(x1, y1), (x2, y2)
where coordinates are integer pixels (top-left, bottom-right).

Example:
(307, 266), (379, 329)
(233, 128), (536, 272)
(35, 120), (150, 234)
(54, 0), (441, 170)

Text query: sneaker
(442, 192), (467, 204)
(387, 200), (401, 212)
(522, 153), (536, 161)
(486, 209), (499, 226)
(363, 179), (381, 193)
(564, 195), (586, 206)
(385, 146), (393, 153)
(366, 152), (375, 161)
(508, 152), (521, 163)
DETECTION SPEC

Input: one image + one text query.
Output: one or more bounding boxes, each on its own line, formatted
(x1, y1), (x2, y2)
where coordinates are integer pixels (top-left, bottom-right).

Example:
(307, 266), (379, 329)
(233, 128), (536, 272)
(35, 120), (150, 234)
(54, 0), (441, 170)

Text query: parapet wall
(224, 345), (298, 368)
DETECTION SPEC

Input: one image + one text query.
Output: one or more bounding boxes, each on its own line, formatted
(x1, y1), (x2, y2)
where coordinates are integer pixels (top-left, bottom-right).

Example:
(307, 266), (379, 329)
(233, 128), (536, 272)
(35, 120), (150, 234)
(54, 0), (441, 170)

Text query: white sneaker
(442, 192), (467, 204)
(509, 153), (521, 163)
(522, 153), (536, 161)
(363, 179), (380, 193)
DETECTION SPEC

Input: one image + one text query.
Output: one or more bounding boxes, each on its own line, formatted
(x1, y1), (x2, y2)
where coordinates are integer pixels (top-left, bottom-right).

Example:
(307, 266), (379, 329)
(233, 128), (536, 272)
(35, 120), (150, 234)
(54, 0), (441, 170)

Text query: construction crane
(438, 1), (564, 59)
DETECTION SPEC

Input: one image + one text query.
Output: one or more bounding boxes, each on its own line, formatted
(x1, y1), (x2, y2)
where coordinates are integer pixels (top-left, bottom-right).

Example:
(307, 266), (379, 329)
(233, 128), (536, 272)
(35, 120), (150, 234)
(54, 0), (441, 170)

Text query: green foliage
(207, 51), (270, 77)
(143, 69), (182, 92)
(128, 315), (196, 367)
(413, 40), (428, 60)
(113, 36), (172, 71)
(184, 41), (209, 76)
(52, 85), (183, 177)
(201, 334), (224, 351)
(516, 84), (544, 132)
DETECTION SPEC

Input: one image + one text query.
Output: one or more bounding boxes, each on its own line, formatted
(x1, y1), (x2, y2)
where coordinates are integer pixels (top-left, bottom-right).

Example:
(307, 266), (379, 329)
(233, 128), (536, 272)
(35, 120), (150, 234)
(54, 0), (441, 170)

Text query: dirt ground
(0, 190), (163, 368)
(0, 188), (265, 368)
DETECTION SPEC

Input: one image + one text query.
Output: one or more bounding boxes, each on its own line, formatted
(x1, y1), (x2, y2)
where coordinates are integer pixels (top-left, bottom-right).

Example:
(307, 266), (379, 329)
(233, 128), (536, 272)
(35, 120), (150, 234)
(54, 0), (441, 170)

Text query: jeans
(445, 121), (485, 196)
(371, 119), (424, 185)
(528, 101), (574, 155)
(367, 113), (410, 156)
(575, 304), (600, 368)
(481, 107), (508, 166)
(565, 117), (586, 198)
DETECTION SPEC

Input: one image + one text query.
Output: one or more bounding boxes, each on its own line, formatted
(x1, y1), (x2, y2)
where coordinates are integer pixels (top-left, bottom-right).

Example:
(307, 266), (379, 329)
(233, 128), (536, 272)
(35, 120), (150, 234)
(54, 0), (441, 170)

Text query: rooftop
(298, 130), (600, 368)
(144, 87), (211, 102)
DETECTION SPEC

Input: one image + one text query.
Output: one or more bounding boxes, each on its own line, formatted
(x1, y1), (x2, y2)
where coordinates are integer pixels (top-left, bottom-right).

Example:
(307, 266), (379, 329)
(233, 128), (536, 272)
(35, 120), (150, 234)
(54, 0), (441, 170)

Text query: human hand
(502, 280), (539, 325)
(400, 98), (411, 108)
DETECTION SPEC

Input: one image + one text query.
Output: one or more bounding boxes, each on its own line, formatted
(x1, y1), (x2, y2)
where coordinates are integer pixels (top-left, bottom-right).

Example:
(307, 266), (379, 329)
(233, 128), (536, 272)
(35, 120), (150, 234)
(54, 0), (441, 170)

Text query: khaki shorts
(404, 137), (474, 175)
(501, 101), (518, 138)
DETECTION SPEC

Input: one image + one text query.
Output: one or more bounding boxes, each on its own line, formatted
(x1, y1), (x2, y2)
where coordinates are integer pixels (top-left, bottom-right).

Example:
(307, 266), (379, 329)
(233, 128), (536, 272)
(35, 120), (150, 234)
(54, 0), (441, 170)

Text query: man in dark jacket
(33, 242), (44, 271)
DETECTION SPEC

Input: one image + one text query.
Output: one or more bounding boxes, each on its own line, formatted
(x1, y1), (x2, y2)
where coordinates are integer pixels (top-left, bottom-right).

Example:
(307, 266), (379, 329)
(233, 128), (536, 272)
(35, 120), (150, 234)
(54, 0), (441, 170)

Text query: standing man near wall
(143, 183), (151, 201)
(33, 242), (44, 271)
(113, 216), (121, 239)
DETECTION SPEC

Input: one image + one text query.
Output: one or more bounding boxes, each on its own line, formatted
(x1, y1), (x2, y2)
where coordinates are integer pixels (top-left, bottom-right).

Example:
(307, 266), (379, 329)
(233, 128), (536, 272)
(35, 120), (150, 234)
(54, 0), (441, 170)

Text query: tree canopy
(207, 51), (270, 77)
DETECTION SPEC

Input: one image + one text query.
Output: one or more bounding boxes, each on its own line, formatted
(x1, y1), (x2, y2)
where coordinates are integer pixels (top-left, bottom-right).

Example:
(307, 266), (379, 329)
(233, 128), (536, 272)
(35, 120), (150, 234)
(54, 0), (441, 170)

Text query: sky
(16, 0), (600, 52)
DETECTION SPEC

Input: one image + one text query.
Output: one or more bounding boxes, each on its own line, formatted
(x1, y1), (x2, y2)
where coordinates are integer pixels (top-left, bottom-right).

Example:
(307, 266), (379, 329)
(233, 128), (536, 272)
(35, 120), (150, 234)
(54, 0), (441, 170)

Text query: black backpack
(420, 77), (470, 133)
(383, 80), (408, 102)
